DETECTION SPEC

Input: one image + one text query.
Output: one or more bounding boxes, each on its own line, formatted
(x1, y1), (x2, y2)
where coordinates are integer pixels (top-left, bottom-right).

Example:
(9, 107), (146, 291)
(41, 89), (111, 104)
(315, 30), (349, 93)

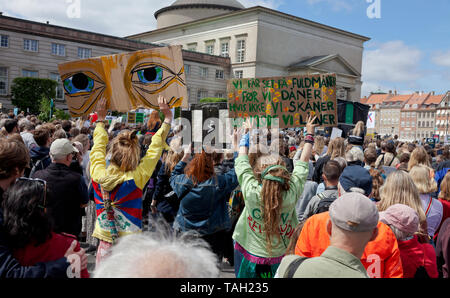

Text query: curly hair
(2, 179), (52, 249)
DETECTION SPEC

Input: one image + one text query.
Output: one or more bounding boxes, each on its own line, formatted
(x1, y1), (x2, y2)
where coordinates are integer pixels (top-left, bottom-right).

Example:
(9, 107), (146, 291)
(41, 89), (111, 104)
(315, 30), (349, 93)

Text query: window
(185, 64), (191, 75)
(0, 35), (8, 48)
(200, 67), (208, 78)
(205, 44), (214, 55)
(220, 42), (229, 57)
(401, 121), (405, 127)
(234, 70), (243, 79)
(22, 70), (38, 78)
(215, 92), (224, 98)
(52, 43), (66, 56)
(49, 73), (64, 100)
(78, 47), (91, 59)
(236, 40), (246, 63)
(215, 69), (224, 79)
(197, 90), (208, 102)
(23, 39), (39, 52)
(0, 67), (8, 95)
(187, 43), (197, 52)
(426, 121), (429, 127)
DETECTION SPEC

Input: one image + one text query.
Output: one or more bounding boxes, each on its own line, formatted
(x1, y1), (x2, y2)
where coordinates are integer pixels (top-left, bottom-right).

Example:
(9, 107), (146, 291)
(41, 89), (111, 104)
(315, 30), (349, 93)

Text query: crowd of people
(1, 101), (450, 279)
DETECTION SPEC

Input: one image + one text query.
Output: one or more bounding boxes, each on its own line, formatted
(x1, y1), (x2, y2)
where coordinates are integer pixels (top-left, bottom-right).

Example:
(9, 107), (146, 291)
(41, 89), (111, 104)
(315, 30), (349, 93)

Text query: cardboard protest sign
(127, 112), (136, 124)
(227, 73), (337, 128)
(58, 45), (188, 117)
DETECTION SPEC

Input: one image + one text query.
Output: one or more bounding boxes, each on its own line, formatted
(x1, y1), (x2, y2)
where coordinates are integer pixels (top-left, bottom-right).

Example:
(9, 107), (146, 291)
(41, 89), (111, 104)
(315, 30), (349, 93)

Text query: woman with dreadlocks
(232, 116), (316, 278)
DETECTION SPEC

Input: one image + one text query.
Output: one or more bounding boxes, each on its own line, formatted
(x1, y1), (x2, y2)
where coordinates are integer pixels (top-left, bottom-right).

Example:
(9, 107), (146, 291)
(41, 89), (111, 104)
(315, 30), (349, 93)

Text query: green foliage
(54, 109), (70, 120)
(38, 96), (51, 122)
(175, 107), (181, 119)
(11, 77), (57, 114)
(199, 97), (227, 103)
(38, 97), (70, 121)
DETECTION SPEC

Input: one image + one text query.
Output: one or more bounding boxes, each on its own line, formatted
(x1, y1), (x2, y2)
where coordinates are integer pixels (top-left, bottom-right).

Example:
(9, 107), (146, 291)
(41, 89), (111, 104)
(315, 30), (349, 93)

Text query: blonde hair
(438, 171), (450, 201)
(164, 137), (184, 175)
(109, 130), (140, 172)
(326, 137), (345, 159)
(409, 165), (437, 194)
(352, 121), (365, 136)
(408, 147), (431, 171)
(378, 170), (427, 236)
(313, 136), (325, 157)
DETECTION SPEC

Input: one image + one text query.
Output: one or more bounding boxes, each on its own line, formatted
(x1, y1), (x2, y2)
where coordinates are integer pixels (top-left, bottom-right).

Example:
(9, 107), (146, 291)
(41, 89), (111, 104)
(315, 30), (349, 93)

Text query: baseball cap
(50, 138), (79, 157)
(329, 192), (379, 232)
(339, 164), (373, 196)
(379, 204), (419, 235)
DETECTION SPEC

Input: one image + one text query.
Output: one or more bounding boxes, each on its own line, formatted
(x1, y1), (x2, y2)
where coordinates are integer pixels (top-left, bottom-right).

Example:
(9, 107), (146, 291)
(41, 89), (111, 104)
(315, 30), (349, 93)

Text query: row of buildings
(0, 0), (369, 113)
(362, 90), (450, 142)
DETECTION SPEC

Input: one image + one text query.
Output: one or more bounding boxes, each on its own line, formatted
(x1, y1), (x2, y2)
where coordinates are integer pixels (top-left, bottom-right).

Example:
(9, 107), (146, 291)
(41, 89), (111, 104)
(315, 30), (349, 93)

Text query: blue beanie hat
(339, 165), (373, 197)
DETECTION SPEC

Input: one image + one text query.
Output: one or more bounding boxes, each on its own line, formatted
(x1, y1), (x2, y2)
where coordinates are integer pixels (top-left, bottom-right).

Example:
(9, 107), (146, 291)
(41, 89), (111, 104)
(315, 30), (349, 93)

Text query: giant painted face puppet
(58, 45), (187, 117)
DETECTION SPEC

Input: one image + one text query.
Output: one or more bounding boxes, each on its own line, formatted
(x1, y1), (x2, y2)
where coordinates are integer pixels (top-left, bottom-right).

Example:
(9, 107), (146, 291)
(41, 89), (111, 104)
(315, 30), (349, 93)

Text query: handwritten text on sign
(227, 73), (337, 128)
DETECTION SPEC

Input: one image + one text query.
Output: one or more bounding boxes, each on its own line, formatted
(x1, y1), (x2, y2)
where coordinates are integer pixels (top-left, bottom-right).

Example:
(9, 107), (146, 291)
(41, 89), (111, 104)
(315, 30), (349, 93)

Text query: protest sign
(58, 45), (188, 117)
(136, 112), (144, 124)
(227, 73), (337, 128)
(330, 127), (343, 140)
(127, 112), (136, 124)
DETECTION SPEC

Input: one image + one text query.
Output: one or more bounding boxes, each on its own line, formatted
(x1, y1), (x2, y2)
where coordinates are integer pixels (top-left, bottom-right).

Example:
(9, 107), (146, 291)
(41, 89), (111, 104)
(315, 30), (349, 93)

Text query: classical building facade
(0, 15), (231, 112)
(128, 1), (370, 102)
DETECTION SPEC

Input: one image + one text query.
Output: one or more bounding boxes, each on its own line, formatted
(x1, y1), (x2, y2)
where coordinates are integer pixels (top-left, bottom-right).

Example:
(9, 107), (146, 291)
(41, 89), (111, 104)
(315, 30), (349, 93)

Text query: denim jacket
(170, 161), (239, 235)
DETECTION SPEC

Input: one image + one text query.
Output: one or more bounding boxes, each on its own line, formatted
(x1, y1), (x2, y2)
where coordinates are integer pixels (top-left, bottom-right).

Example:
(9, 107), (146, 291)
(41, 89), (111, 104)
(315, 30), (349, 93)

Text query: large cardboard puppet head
(58, 45), (187, 117)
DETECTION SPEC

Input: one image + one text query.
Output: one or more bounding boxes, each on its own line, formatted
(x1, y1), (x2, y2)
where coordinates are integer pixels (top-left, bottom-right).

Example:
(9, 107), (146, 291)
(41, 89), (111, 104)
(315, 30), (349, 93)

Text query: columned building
(128, 0), (370, 102)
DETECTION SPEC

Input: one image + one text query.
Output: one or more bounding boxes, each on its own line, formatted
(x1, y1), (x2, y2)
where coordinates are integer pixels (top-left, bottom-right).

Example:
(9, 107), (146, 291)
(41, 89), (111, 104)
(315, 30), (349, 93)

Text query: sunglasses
(16, 177), (47, 209)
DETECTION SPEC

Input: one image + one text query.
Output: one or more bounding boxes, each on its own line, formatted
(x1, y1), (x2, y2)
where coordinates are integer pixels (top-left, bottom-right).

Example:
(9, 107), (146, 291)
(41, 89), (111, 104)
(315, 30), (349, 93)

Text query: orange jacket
(295, 212), (403, 278)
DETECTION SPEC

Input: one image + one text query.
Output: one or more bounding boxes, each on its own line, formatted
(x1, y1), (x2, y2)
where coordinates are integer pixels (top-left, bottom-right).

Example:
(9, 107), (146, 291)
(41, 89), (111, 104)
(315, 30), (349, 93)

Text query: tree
(11, 77), (57, 114)
(199, 97), (227, 103)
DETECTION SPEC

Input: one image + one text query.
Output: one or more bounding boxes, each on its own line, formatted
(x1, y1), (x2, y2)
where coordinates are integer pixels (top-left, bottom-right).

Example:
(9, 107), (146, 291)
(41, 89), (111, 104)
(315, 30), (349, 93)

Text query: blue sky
(1, 0), (449, 97)
(275, 0), (450, 97)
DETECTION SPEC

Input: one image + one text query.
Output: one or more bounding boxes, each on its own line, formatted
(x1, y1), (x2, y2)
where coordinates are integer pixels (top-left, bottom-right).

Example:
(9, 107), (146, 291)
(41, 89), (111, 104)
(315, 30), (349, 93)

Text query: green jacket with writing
(232, 155), (309, 258)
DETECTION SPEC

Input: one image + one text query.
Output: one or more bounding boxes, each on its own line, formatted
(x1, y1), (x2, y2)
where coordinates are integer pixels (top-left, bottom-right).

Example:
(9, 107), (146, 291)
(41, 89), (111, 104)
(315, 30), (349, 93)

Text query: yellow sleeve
(89, 122), (108, 183)
(132, 122), (170, 189)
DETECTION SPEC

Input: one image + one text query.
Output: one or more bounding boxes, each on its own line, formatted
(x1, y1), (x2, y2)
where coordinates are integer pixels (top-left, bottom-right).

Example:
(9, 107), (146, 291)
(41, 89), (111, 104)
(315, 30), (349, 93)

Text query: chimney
(394, 90), (398, 96)
(432, 91), (435, 95)
(389, 90), (392, 94)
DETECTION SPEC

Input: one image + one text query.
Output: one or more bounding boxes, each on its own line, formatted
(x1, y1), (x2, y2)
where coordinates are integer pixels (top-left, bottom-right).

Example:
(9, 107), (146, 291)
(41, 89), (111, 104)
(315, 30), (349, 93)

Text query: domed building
(128, 1), (370, 103)
(155, 0), (245, 29)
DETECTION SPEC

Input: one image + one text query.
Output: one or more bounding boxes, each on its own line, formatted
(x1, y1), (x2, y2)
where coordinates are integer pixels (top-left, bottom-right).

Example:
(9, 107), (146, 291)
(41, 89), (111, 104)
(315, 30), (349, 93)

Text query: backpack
(315, 192), (337, 215)
(28, 155), (50, 177)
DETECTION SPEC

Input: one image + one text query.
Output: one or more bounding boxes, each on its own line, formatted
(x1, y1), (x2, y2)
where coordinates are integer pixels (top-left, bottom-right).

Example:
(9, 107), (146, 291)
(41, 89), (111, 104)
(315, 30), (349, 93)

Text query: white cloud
(361, 41), (426, 97)
(2, 0), (173, 36)
(1, 0), (284, 37)
(432, 50), (450, 67)
(362, 41), (423, 82)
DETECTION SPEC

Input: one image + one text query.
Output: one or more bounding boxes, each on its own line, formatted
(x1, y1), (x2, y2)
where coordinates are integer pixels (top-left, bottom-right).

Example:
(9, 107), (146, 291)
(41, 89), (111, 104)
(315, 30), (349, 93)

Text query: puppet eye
(136, 66), (163, 84)
(63, 73), (95, 95)
(130, 63), (178, 94)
